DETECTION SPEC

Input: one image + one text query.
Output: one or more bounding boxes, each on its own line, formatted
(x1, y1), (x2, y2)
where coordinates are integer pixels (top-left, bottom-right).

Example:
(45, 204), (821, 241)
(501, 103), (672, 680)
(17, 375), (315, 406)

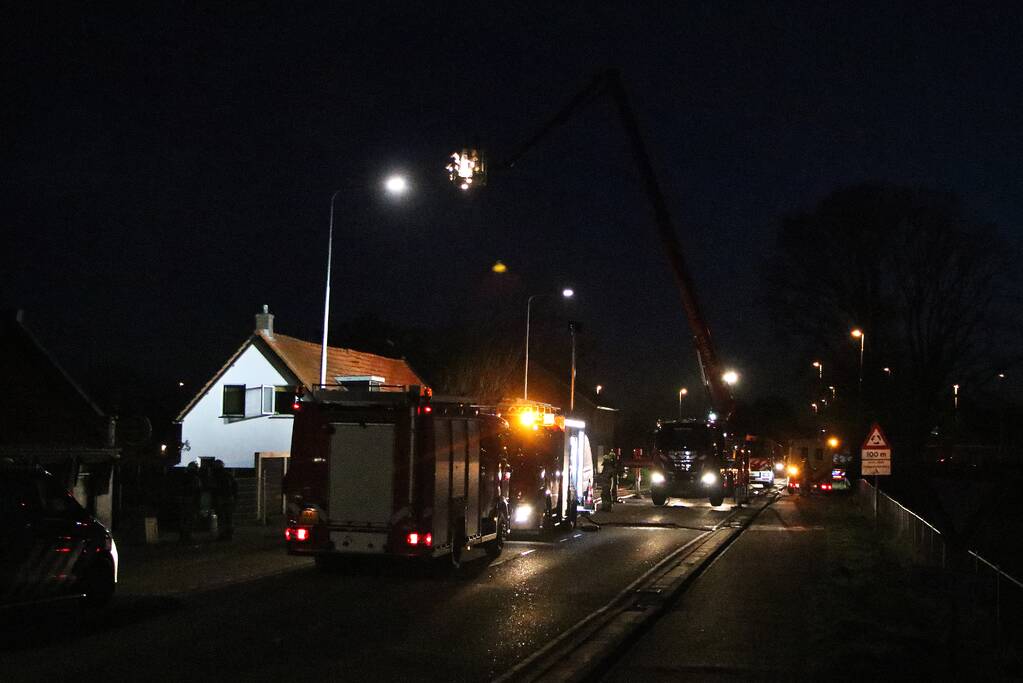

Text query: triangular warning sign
(862, 423), (890, 449)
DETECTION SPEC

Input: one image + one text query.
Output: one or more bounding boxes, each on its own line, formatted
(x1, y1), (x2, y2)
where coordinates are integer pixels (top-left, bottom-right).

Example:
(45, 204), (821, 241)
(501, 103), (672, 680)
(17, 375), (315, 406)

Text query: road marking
(746, 525), (824, 531)
(520, 549), (536, 557)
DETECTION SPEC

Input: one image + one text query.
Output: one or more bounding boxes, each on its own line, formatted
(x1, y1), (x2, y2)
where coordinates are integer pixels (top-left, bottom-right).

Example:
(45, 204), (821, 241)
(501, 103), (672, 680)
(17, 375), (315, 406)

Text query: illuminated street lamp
(722, 370), (739, 386)
(678, 387), (688, 419)
(827, 436), (840, 449)
(320, 175), (410, 386)
(523, 288), (574, 400)
(812, 360), (823, 379)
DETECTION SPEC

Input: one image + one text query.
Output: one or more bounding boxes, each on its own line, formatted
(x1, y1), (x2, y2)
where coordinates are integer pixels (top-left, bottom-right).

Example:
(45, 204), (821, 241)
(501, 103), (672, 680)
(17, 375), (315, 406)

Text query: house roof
(1, 310), (114, 451)
(257, 331), (424, 389)
(175, 330), (425, 422)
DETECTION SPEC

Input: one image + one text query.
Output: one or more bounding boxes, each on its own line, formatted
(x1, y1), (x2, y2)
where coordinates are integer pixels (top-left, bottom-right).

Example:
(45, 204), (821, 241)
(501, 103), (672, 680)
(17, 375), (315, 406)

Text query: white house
(175, 306), (424, 471)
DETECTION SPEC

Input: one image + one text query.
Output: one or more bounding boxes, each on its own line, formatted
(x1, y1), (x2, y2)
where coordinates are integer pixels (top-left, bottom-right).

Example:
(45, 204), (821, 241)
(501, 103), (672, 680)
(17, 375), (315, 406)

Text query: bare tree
(767, 184), (1015, 463)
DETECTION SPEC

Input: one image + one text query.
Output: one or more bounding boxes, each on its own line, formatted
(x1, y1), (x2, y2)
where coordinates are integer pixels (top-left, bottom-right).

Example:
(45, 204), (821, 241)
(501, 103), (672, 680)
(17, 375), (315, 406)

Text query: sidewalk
(112, 522), (308, 597)
(603, 492), (1014, 681)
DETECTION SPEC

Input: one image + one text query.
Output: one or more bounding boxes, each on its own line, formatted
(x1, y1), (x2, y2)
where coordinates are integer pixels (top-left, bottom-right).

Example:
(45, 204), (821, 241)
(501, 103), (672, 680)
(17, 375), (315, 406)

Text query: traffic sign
(862, 423), (891, 449)
(861, 423), (891, 476)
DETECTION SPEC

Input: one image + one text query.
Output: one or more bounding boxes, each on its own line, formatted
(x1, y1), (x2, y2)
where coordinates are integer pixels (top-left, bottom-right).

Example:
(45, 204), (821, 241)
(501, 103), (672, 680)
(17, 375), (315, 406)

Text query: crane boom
(502, 68), (734, 420)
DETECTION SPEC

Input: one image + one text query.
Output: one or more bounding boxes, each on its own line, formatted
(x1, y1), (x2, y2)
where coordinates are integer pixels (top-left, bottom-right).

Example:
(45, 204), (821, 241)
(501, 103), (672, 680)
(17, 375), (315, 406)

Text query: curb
(495, 492), (778, 682)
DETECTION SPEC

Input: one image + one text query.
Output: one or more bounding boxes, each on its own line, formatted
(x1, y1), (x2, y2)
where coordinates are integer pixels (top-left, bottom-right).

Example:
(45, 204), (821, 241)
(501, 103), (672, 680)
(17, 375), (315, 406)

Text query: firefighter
(601, 449), (620, 507)
(211, 459), (238, 540)
(179, 462), (202, 543)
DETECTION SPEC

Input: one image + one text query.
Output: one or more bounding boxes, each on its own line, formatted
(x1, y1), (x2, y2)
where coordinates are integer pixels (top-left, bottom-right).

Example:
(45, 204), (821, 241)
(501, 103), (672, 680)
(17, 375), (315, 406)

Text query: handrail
(862, 479), (1022, 589)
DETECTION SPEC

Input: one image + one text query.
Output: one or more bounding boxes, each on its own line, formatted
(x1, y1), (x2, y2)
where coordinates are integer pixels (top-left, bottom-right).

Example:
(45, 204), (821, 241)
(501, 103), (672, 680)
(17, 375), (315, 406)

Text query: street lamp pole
(320, 176), (409, 388)
(569, 322), (578, 412)
(523, 288), (573, 401)
(523, 294), (539, 401)
(678, 387), (688, 419)
(851, 329), (865, 394)
(320, 189), (343, 388)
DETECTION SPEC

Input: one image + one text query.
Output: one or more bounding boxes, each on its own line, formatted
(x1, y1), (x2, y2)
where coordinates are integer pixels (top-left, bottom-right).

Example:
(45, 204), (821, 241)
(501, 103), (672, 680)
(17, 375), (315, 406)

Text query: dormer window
(333, 375), (385, 391)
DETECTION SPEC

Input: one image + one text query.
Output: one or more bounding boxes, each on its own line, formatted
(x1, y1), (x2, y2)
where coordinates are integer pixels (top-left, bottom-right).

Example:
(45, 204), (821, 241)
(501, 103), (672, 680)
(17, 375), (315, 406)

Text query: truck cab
(649, 419), (729, 507)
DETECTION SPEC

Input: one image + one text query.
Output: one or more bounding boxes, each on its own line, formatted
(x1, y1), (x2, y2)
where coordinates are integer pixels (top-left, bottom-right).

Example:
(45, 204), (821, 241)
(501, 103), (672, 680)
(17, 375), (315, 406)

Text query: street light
(523, 288), (574, 400)
(722, 370), (739, 386)
(850, 328), (865, 393)
(678, 387), (688, 419)
(320, 175), (410, 386)
(812, 360), (823, 379)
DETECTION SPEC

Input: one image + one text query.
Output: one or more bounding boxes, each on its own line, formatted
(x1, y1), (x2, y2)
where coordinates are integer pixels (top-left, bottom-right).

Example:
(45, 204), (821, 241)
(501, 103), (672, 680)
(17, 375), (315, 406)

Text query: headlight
(650, 472), (666, 485)
(787, 465), (799, 477)
(774, 462), (785, 471)
(514, 504), (534, 524)
(701, 472), (718, 486)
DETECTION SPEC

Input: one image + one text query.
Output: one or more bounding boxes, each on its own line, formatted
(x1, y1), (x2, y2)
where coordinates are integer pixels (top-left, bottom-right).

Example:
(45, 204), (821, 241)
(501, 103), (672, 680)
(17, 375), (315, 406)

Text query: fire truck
(649, 419), (732, 507)
(499, 401), (594, 535)
(745, 435), (783, 489)
(283, 385), (510, 567)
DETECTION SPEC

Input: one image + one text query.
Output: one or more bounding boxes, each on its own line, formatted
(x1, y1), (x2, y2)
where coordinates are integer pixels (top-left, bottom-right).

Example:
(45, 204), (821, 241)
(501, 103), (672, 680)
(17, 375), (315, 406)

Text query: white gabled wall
(179, 343), (294, 469)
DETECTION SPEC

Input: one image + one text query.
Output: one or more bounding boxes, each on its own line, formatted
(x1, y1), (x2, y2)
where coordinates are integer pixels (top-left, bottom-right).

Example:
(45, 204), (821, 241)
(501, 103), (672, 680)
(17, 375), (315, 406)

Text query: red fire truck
(498, 401), (592, 535)
(283, 385), (510, 568)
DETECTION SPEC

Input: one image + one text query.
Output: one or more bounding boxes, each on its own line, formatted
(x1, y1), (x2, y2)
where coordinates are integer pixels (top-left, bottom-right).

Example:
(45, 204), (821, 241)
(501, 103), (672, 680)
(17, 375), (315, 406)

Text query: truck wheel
(451, 518), (467, 568)
(709, 494), (724, 507)
(485, 512), (507, 559)
(651, 490), (667, 506)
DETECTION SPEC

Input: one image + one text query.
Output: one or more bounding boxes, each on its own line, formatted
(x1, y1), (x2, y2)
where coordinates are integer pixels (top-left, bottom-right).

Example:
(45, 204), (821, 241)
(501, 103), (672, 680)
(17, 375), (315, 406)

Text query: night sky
(5, 3), (1022, 425)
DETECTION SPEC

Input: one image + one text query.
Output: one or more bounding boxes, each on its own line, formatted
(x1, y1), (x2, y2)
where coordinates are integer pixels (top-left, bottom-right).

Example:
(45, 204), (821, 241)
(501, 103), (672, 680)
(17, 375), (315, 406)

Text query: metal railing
(857, 479), (1022, 656)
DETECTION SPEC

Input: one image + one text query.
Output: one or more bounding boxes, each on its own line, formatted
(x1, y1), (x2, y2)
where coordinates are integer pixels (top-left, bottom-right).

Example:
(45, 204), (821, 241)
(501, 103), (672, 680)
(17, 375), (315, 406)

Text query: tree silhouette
(767, 184), (1015, 465)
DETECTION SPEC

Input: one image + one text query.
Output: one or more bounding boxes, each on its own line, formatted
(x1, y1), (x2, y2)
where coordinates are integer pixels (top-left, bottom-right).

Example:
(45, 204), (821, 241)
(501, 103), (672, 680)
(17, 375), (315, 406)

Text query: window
(274, 386), (294, 414)
(815, 448), (824, 461)
(261, 386), (274, 414)
(223, 385), (245, 416)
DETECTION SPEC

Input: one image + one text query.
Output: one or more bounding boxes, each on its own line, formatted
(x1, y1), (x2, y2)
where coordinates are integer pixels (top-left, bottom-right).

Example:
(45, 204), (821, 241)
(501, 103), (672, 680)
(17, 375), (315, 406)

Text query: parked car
(1, 462), (118, 609)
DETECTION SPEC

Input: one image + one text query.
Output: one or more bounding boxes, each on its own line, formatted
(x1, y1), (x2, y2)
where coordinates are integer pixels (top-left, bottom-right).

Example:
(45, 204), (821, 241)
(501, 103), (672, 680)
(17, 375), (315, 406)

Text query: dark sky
(4, 3), (1022, 421)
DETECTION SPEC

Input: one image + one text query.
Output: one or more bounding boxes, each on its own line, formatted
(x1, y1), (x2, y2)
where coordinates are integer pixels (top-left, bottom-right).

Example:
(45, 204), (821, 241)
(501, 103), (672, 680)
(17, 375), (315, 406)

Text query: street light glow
(851, 328), (863, 338)
(384, 175), (409, 195)
(722, 370), (739, 386)
(491, 260), (508, 273)
(562, 288), (574, 298)
(827, 437), (840, 449)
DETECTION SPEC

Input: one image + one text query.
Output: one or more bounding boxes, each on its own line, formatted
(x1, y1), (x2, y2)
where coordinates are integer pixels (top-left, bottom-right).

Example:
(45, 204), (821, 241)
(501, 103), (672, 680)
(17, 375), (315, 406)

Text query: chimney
(255, 305), (274, 337)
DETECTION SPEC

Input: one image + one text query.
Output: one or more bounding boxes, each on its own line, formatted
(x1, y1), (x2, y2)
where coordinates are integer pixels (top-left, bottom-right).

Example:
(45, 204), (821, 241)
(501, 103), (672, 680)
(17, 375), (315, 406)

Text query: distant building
(0, 310), (120, 527)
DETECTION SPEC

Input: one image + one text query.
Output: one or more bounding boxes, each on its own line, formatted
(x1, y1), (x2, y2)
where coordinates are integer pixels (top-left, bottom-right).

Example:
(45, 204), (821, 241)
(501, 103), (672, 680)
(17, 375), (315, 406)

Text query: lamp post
(812, 360), (823, 379)
(568, 321), (579, 412)
(523, 288), (574, 400)
(850, 329), (865, 394)
(678, 387), (688, 419)
(319, 175), (409, 387)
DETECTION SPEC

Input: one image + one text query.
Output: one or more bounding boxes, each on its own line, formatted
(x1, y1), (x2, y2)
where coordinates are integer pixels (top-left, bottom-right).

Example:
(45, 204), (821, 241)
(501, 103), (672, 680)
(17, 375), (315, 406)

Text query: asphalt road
(2, 495), (736, 682)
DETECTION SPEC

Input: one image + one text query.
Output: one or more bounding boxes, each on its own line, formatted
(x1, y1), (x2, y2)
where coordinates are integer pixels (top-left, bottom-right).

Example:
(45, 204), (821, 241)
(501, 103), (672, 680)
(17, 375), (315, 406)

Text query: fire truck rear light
(407, 532), (420, 545)
(424, 533), (432, 547)
(423, 405), (432, 414)
(295, 528), (309, 541)
(285, 528), (292, 541)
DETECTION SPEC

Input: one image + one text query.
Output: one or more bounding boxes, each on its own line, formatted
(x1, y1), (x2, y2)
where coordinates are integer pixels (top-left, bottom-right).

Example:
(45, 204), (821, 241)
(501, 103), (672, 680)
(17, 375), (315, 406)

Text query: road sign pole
(873, 474), (878, 528)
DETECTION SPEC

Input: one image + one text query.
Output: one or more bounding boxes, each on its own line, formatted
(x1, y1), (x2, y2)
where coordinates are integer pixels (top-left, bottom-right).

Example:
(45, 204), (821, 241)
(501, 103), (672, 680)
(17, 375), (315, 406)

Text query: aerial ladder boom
(501, 68), (734, 420)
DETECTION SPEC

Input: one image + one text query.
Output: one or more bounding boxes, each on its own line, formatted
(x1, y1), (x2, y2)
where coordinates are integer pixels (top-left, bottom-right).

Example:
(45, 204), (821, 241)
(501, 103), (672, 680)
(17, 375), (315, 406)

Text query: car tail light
(287, 527), (310, 541)
(285, 528), (292, 541)
(424, 533), (432, 547)
(407, 532), (420, 545)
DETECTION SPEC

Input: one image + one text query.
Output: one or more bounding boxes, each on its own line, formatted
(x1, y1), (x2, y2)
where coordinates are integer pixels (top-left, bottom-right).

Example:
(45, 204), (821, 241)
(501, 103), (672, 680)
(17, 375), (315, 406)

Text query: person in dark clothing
(179, 462), (202, 544)
(211, 459), (238, 540)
